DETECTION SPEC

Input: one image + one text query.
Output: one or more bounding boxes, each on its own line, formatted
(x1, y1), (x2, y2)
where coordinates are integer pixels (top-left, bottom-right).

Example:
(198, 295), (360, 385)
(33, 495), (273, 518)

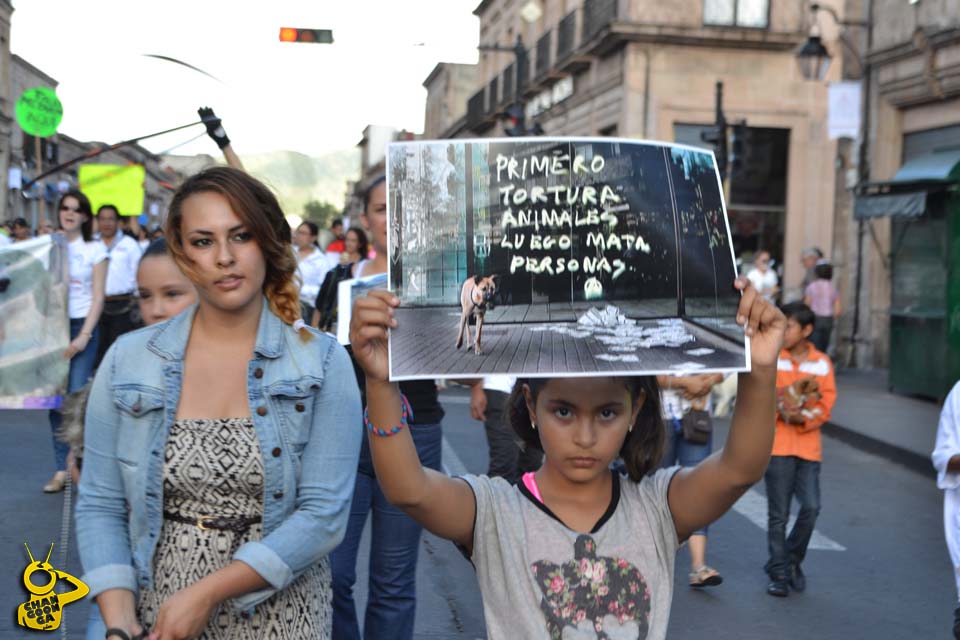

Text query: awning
(854, 148), (960, 219)
(854, 191), (927, 219)
(892, 148), (960, 183)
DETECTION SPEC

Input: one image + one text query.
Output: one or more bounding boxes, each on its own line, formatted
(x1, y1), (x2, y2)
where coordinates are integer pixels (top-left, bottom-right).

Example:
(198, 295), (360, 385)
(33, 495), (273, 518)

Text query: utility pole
(701, 81), (728, 183)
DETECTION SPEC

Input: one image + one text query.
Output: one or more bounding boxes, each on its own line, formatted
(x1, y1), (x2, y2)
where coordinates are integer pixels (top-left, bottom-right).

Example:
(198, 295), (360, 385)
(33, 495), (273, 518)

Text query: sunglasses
(59, 205), (82, 213)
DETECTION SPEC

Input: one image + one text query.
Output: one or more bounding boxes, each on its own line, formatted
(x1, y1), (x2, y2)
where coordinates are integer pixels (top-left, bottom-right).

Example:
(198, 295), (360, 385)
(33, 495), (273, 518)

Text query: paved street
(1, 387), (955, 639)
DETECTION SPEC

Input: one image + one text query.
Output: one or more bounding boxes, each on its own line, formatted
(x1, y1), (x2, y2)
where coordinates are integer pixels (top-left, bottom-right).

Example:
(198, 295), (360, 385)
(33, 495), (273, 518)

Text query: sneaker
(766, 579), (789, 598)
(789, 564), (806, 593)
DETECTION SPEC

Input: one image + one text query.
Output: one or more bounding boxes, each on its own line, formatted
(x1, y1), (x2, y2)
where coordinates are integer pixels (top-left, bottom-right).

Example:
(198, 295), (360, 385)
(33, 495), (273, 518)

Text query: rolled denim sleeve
(233, 339), (362, 609)
(75, 345), (138, 598)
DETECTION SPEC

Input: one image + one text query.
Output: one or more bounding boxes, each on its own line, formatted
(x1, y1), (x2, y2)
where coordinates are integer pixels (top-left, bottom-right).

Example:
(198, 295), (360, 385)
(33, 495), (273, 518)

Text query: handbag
(314, 263), (354, 332)
(680, 409), (712, 445)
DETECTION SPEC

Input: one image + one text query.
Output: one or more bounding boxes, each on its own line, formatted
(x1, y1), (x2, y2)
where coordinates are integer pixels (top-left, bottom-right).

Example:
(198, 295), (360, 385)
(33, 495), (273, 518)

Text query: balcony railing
(487, 77), (499, 114)
(582, 0), (617, 43)
(467, 89), (485, 129)
(502, 63), (514, 103)
(557, 10), (577, 61)
(535, 31), (552, 78)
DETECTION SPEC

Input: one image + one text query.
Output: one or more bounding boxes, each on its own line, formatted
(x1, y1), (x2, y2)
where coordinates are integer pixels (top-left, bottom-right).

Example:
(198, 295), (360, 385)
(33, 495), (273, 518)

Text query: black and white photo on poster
(386, 137), (748, 380)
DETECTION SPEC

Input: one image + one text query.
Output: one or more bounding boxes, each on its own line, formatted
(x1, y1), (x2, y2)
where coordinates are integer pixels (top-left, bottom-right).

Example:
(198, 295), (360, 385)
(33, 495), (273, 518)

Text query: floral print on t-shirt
(531, 534), (651, 639)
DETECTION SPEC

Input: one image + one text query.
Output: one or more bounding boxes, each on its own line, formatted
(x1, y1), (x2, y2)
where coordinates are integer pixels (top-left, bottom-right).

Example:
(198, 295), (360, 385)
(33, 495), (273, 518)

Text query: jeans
(48, 318), (99, 471)
(330, 422), (443, 640)
(484, 390), (542, 483)
(764, 455), (821, 579)
(810, 316), (833, 353)
(660, 418), (712, 536)
(95, 296), (141, 368)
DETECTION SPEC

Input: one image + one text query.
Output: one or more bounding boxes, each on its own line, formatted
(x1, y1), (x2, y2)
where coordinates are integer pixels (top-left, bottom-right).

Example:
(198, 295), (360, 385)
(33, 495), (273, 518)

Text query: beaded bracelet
(364, 394), (414, 436)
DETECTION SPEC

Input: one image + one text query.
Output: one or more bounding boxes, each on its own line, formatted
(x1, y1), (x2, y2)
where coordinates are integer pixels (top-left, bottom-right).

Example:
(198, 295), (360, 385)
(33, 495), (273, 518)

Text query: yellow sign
(78, 164), (146, 217)
(17, 543), (89, 631)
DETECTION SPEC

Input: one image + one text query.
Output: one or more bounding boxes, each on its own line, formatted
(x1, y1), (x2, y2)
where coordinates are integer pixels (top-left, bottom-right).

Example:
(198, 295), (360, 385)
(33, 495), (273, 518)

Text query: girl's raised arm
(667, 278), (786, 539)
(351, 290), (477, 552)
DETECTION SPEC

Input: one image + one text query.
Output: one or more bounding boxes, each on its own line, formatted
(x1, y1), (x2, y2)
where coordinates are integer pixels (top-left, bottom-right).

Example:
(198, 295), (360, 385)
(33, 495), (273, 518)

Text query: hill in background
(242, 148), (359, 217)
(163, 147), (359, 218)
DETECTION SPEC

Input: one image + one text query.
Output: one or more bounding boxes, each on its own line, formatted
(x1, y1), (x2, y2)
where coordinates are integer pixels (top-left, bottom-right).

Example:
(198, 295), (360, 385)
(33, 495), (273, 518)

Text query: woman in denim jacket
(76, 167), (362, 640)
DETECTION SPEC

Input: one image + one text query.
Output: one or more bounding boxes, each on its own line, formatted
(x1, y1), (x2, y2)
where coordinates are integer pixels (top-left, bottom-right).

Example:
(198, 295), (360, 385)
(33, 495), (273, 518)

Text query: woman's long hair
(58, 190), (94, 242)
(346, 227), (369, 260)
(164, 166), (310, 341)
(507, 376), (664, 481)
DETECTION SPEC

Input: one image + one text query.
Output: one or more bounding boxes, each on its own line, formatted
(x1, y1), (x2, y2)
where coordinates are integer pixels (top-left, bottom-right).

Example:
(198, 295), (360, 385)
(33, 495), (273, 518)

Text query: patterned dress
(138, 418), (331, 639)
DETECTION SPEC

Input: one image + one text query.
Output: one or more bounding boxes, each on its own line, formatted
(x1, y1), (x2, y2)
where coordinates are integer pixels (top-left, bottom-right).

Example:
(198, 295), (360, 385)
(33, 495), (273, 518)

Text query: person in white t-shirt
(746, 250), (779, 302)
(293, 221), (331, 322)
(95, 204), (143, 367)
(470, 375), (542, 483)
(46, 190), (108, 494)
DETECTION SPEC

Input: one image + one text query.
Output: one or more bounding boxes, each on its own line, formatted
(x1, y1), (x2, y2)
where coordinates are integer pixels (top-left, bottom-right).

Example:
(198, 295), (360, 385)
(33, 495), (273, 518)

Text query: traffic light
(504, 104), (526, 137)
(279, 28), (334, 44)
(701, 124), (727, 179)
(729, 121), (750, 177)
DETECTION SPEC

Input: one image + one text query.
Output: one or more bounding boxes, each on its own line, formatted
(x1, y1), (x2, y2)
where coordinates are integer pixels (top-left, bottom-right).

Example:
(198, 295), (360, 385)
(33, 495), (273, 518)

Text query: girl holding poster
(349, 278), (784, 639)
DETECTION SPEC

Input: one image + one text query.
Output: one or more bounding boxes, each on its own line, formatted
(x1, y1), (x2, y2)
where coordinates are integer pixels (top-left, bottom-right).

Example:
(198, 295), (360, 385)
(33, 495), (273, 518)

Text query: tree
(302, 200), (341, 229)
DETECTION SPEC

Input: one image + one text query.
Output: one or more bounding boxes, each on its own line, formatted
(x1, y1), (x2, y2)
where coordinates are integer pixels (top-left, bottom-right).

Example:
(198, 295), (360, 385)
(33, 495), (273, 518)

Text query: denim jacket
(76, 300), (362, 612)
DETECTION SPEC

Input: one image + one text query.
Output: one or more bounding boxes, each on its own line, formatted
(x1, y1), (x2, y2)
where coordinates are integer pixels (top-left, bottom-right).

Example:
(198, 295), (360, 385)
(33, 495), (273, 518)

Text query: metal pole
(33, 136), (42, 232)
(848, 0), (873, 369)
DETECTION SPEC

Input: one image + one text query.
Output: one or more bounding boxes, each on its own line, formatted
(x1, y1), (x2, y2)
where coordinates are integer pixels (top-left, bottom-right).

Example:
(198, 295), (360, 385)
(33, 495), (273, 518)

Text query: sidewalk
(823, 368), (943, 477)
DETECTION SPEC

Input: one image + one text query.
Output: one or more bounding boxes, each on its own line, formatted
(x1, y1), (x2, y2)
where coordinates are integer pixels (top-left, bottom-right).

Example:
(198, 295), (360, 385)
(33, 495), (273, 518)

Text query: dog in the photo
(456, 274), (498, 355)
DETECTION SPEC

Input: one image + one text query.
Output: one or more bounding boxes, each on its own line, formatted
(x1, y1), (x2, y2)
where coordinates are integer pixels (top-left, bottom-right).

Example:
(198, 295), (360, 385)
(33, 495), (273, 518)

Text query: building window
(703, 0), (769, 28)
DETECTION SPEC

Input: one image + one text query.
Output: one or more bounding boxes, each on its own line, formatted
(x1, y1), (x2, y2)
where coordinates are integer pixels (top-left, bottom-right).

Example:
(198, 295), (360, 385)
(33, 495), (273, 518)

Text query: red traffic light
(278, 27), (334, 44)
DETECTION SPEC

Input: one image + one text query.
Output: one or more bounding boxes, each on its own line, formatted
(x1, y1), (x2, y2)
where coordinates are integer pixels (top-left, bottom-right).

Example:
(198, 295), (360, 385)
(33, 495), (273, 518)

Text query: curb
(822, 421), (934, 479)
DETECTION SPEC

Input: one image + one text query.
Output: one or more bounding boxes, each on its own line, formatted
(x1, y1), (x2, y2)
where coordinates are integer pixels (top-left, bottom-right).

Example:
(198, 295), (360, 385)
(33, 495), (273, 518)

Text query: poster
(386, 138), (748, 380)
(78, 164), (146, 216)
(0, 235), (70, 408)
(336, 273), (388, 345)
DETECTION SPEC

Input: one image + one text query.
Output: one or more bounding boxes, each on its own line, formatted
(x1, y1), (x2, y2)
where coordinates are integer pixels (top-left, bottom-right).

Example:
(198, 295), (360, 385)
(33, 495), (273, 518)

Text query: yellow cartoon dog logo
(17, 543), (89, 631)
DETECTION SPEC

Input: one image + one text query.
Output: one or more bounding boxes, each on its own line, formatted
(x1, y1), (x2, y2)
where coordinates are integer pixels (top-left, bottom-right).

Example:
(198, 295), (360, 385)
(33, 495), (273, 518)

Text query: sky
(11, 0), (480, 157)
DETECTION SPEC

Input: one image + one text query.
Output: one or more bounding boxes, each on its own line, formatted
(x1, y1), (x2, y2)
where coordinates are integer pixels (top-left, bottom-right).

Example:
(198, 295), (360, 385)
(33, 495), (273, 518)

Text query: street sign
(15, 87), (63, 138)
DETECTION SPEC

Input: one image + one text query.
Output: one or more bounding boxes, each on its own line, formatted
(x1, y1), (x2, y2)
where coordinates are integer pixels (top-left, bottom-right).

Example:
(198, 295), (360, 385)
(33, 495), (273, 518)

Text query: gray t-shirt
(462, 468), (680, 640)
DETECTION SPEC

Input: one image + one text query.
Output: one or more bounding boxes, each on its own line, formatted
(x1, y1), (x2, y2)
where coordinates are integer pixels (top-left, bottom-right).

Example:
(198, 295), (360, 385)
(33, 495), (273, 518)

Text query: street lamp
(795, 2), (868, 80)
(795, 1), (873, 368)
(796, 29), (832, 81)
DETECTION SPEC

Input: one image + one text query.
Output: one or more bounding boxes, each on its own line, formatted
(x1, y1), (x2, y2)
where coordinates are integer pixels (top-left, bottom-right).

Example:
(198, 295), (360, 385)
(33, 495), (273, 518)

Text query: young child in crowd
(764, 302), (836, 598)
(349, 278), (784, 639)
(932, 379), (960, 640)
(803, 262), (840, 354)
(59, 238), (199, 483)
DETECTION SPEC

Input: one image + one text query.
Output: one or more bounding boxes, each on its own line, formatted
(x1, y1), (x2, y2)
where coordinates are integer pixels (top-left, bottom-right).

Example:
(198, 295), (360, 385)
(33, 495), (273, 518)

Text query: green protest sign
(15, 87), (63, 138)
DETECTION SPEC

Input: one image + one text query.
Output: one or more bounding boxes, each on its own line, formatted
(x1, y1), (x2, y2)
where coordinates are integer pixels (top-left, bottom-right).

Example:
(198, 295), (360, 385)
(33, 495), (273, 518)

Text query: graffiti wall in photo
(386, 138), (747, 380)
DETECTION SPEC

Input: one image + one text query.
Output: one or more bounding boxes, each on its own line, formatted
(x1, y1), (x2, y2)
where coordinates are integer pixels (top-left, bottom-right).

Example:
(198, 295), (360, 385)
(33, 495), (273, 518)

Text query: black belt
(162, 510), (261, 533)
(105, 293), (135, 302)
(163, 510), (261, 555)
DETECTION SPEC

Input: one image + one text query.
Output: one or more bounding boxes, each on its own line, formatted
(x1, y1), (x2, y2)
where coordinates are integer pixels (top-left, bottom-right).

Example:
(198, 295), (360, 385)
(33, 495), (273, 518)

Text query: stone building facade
(428, 0), (849, 313)
(846, 0), (960, 371)
(423, 63), (478, 139)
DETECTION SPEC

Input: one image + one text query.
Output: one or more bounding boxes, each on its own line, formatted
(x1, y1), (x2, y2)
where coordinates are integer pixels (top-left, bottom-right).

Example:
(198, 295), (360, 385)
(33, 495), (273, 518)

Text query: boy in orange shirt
(764, 303), (837, 597)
